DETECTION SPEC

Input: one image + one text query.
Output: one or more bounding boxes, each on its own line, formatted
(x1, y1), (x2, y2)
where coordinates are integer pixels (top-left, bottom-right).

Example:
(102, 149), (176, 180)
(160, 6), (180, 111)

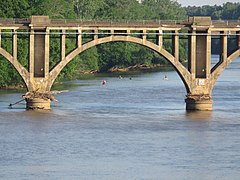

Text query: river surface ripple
(0, 56), (240, 179)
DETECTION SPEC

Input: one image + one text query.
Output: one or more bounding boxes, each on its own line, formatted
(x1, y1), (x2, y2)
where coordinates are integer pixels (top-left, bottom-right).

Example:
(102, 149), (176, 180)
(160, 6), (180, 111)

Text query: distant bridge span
(0, 16), (239, 110)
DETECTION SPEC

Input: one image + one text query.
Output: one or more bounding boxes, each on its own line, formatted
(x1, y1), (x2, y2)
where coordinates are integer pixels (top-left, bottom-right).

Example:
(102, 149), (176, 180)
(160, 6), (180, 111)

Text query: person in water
(164, 75), (168, 80)
(102, 80), (107, 85)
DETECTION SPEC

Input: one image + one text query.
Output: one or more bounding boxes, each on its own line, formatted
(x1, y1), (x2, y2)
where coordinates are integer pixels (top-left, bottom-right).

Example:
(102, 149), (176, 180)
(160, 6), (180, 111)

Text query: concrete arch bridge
(0, 16), (239, 110)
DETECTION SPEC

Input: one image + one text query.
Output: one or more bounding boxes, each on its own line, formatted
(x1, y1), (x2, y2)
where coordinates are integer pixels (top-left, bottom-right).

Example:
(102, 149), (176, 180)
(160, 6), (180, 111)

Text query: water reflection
(185, 111), (212, 121)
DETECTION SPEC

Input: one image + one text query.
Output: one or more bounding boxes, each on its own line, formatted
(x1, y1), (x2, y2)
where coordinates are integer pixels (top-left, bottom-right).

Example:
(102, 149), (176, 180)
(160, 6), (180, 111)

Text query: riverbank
(0, 63), (173, 90)
(107, 63), (166, 73)
(0, 84), (25, 90)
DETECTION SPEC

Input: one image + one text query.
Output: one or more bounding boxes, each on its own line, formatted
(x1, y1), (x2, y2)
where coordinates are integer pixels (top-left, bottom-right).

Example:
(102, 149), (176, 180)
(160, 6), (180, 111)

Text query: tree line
(185, 2), (240, 20)
(0, 0), (239, 87)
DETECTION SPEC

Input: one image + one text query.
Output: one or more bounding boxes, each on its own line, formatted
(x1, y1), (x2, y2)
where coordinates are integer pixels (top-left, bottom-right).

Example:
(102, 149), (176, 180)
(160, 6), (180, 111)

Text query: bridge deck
(0, 18), (240, 29)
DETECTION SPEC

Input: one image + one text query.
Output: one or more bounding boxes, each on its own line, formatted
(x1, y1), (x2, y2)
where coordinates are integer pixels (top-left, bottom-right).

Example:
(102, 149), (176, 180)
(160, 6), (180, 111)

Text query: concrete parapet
(30, 16), (50, 25)
(189, 16), (211, 26)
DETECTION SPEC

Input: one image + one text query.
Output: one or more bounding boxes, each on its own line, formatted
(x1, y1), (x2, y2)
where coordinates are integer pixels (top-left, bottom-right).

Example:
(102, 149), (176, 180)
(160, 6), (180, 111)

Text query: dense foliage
(185, 2), (240, 20)
(0, 0), (239, 87)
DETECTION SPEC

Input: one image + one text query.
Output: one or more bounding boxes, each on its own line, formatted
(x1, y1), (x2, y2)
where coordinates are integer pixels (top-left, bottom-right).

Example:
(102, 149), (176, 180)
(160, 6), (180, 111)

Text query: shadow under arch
(48, 36), (191, 93)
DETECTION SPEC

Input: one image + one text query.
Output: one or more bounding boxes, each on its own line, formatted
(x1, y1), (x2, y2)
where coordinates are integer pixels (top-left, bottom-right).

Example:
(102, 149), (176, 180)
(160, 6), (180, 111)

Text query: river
(0, 56), (240, 179)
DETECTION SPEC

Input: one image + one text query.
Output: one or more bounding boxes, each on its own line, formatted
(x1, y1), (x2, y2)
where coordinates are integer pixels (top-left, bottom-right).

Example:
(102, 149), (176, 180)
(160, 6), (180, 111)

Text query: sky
(176, 0), (239, 7)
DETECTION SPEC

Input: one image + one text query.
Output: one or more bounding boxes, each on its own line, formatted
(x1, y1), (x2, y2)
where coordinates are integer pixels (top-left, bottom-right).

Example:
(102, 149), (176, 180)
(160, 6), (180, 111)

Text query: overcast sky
(176, 0), (240, 7)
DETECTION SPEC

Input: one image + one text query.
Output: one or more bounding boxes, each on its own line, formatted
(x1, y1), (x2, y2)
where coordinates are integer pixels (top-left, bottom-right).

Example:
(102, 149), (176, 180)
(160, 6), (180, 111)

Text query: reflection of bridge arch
(48, 36), (191, 93)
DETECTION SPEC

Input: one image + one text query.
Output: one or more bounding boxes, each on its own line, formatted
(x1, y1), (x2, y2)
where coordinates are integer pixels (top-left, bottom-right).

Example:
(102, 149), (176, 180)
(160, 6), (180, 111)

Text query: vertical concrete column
(94, 29), (98, 41)
(13, 29), (17, 60)
(110, 29), (114, 35)
(61, 29), (66, 60)
(172, 30), (179, 61)
(188, 30), (196, 78)
(126, 29), (130, 41)
(220, 31), (228, 62)
(142, 29), (147, 45)
(29, 29), (35, 79)
(77, 28), (82, 48)
(45, 29), (50, 78)
(110, 29), (114, 41)
(206, 30), (211, 78)
(157, 29), (163, 49)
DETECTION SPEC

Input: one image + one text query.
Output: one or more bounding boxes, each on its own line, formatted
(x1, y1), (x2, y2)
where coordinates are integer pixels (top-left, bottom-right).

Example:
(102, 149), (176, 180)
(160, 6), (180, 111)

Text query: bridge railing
(0, 18), (183, 26)
(0, 18), (29, 24)
(50, 19), (182, 26)
(0, 18), (240, 28)
(212, 20), (240, 27)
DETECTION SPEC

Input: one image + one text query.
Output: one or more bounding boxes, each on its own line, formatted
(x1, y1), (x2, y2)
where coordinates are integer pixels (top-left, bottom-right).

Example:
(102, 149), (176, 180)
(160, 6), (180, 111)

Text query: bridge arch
(1, 16), (239, 110)
(48, 36), (191, 93)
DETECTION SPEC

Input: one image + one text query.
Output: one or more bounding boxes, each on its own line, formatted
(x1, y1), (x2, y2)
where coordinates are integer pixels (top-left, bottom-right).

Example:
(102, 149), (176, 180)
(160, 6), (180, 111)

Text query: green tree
(221, 3), (240, 20)
(73, 0), (105, 19)
(0, 0), (31, 18)
(31, 0), (76, 19)
(142, 0), (186, 20)
(79, 47), (99, 71)
(185, 2), (240, 20)
(94, 0), (148, 20)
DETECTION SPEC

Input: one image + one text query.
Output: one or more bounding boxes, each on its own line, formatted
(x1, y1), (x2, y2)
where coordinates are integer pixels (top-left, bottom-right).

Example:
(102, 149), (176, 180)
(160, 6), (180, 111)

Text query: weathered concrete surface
(23, 91), (55, 110)
(0, 16), (239, 110)
(185, 94), (213, 111)
(26, 98), (51, 110)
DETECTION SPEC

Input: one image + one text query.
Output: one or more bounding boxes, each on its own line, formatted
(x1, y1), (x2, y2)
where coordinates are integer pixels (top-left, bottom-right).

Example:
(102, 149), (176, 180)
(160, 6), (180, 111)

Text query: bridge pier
(25, 98), (51, 110)
(186, 17), (213, 111)
(185, 94), (212, 111)
(23, 91), (54, 110)
(24, 16), (52, 110)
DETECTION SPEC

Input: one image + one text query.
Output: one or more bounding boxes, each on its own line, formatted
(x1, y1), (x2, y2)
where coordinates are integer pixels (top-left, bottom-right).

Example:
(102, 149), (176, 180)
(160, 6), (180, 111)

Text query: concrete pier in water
(0, 16), (239, 110)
